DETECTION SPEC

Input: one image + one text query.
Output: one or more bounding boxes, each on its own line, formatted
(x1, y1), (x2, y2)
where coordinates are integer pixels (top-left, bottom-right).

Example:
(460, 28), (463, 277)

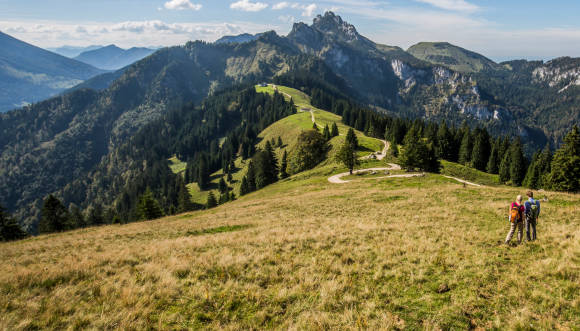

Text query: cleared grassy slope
(184, 85), (385, 204)
(1, 165), (578, 330)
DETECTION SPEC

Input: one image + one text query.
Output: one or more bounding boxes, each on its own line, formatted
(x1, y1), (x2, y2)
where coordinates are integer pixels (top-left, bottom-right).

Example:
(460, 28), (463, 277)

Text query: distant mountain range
(215, 33), (263, 44)
(47, 45), (104, 58)
(0, 31), (104, 112)
(1, 12), (580, 229)
(74, 45), (156, 70)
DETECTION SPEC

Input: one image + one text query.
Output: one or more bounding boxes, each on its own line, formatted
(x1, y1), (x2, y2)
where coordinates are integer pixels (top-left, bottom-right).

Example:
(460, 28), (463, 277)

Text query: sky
(1, 0), (580, 62)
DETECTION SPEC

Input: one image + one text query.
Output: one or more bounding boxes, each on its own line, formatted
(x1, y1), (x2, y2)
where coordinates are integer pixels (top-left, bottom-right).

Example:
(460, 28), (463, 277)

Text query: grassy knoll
(1, 165), (578, 330)
(441, 160), (500, 186)
(186, 85), (385, 204)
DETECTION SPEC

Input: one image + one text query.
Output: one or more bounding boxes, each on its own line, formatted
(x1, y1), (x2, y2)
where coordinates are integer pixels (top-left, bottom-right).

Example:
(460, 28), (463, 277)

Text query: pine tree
(345, 128), (358, 149)
(0, 204), (27, 241)
(218, 177), (228, 194)
(198, 156), (210, 190)
(510, 139), (526, 186)
(336, 140), (359, 174)
(277, 136), (283, 147)
(322, 124), (331, 141)
(388, 140), (399, 157)
(312, 122), (318, 131)
(206, 192), (218, 209)
(399, 128), (440, 172)
(240, 176), (249, 196)
(471, 128), (491, 171)
(279, 150), (289, 179)
(523, 152), (541, 189)
(246, 160), (256, 192)
(458, 129), (473, 165)
(177, 178), (193, 213)
(499, 151), (511, 184)
(254, 141), (279, 189)
(436, 122), (454, 161)
(137, 188), (164, 220)
(536, 144), (552, 188)
(39, 195), (69, 234)
(69, 204), (86, 228)
(87, 204), (105, 226)
(549, 125), (580, 192)
(486, 140), (500, 174)
(331, 122), (339, 137)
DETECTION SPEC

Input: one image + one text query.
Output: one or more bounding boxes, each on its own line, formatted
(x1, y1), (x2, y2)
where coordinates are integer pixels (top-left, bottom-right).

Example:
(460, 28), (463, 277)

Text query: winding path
(328, 164), (483, 187)
(327, 164), (422, 184)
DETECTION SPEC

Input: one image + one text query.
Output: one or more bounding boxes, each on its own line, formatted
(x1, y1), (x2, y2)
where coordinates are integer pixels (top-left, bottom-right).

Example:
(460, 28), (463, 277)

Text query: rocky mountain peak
(312, 11), (360, 42)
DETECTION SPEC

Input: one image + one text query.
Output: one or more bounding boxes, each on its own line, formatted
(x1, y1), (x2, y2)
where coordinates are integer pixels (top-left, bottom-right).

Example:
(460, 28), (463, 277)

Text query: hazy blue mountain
(0, 31), (104, 112)
(74, 45), (156, 70)
(47, 45), (103, 58)
(215, 33), (263, 44)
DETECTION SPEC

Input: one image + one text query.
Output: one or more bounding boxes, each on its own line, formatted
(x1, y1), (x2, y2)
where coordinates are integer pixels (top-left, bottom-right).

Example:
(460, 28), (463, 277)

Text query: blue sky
(1, 0), (580, 61)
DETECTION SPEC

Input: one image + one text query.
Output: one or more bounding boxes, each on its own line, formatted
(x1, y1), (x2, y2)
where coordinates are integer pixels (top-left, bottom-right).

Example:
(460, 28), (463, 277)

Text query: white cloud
(272, 2), (290, 10)
(278, 15), (296, 23)
(163, 0), (202, 11)
(230, 0), (268, 12)
(0, 20), (277, 48)
(414, 0), (478, 12)
(301, 4), (317, 17)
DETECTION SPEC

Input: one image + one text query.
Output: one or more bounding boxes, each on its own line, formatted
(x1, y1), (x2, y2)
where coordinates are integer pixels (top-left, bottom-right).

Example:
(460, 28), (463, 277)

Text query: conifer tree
(549, 125), (580, 192)
(331, 122), (339, 137)
(206, 192), (218, 209)
(0, 204), (27, 241)
(312, 122), (318, 131)
(336, 139), (359, 174)
(39, 195), (69, 234)
(279, 150), (289, 179)
(254, 141), (279, 189)
(240, 176), (249, 196)
(388, 140), (399, 158)
(277, 136), (283, 147)
(198, 156), (210, 190)
(471, 128), (491, 171)
(322, 124), (331, 141)
(218, 177), (228, 194)
(523, 152), (541, 189)
(137, 188), (164, 220)
(510, 139), (526, 186)
(345, 128), (358, 149)
(436, 121), (454, 160)
(87, 204), (105, 226)
(486, 140), (500, 174)
(458, 129), (473, 165)
(499, 152), (511, 184)
(177, 179), (193, 213)
(69, 204), (86, 228)
(246, 160), (256, 192)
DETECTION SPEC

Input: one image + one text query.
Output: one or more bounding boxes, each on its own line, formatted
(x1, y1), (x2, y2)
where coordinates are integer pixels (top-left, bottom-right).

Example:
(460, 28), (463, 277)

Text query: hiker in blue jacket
(524, 190), (541, 241)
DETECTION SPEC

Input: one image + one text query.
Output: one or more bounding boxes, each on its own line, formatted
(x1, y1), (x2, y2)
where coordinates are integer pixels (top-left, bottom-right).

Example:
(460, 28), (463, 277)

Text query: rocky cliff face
(532, 57), (580, 93)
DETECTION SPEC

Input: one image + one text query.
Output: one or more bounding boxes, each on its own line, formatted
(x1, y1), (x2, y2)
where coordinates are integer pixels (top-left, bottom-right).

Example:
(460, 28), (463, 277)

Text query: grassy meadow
(1, 164), (579, 330)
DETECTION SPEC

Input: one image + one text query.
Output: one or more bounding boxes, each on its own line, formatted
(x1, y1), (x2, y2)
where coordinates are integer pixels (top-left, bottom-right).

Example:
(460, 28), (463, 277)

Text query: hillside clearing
(1, 167), (578, 330)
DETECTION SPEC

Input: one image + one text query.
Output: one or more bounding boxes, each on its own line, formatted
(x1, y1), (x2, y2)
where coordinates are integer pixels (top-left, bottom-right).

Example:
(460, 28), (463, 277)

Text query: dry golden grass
(1, 167), (579, 330)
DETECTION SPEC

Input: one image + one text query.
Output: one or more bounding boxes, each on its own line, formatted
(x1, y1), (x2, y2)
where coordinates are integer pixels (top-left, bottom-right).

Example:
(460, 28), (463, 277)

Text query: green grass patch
(168, 156), (187, 174)
(440, 160), (500, 186)
(184, 224), (252, 237)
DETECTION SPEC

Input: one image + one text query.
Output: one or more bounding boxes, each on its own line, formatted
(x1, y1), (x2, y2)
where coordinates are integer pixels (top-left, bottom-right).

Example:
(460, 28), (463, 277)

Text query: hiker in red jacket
(505, 195), (525, 245)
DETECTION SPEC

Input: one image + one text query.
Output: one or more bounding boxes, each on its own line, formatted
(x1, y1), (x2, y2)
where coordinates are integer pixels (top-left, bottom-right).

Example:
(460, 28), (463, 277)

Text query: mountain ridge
(0, 31), (104, 111)
(74, 44), (156, 70)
